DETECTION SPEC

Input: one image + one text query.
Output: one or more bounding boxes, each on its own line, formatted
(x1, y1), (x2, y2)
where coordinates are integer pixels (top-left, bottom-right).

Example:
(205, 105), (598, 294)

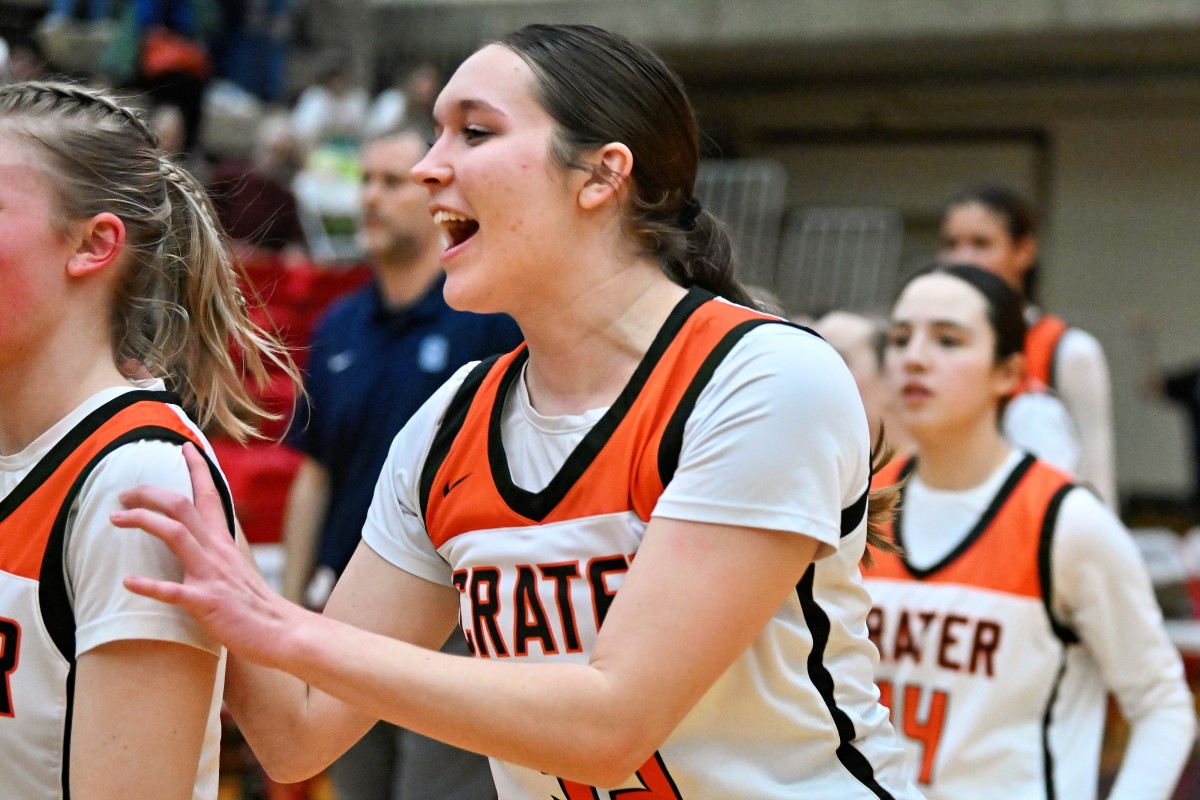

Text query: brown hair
(863, 430), (902, 566)
(0, 81), (298, 441)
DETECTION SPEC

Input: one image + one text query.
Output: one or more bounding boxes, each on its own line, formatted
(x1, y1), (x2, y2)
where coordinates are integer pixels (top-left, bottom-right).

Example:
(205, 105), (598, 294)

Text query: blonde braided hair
(0, 80), (298, 441)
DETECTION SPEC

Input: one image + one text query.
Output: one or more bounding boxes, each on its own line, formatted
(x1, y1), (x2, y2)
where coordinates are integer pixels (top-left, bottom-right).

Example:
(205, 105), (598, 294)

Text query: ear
(577, 142), (634, 211)
(1012, 235), (1038, 278)
(66, 212), (126, 278)
(993, 351), (1026, 398)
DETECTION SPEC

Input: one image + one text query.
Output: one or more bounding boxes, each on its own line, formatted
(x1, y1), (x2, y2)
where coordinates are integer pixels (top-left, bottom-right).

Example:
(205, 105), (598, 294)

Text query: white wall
(1046, 115), (1200, 497)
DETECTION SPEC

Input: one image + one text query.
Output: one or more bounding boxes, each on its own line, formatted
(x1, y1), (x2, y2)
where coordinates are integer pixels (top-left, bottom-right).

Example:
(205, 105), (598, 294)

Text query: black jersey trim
(418, 355), (503, 522)
(657, 317), (791, 485)
(38, 424), (233, 800)
(1038, 484), (1081, 645)
(0, 391), (181, 525)
(796, 565), (897, 799)
(894, 454), (1037, 580)
(840, 487), (869, 539)
(61, 662), (76, 799)
(488, 287), (711, 522)
(1041, 656), (1070, 800)
(39, 426), (235, 663)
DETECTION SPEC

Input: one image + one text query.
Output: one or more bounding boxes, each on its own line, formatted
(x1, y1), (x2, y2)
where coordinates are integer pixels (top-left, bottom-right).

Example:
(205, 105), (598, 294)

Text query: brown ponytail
(861, 426), (904, 567)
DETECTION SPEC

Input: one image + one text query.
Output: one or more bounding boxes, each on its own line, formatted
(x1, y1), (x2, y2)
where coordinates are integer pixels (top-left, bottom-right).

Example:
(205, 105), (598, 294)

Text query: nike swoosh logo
(443, 474), (470, 497)
(327, 351), (355, 373)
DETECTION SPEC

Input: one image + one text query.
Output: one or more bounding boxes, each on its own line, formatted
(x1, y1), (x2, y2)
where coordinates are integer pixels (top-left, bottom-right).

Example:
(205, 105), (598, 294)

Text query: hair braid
(1, 80), (160, 148)
(0, 80), (298, 441)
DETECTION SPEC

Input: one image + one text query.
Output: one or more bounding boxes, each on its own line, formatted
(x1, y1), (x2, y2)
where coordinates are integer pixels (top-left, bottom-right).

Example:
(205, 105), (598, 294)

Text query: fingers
(118, 483), (219, 551)
(123, 574), (194, 607)
(111, 506), (211, 568)
(181, 443), (229, 530)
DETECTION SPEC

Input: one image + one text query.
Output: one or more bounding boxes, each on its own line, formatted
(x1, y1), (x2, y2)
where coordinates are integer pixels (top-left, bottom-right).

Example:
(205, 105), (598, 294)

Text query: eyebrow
(889, 319), (971, 331)
(437, 97), (504, 119)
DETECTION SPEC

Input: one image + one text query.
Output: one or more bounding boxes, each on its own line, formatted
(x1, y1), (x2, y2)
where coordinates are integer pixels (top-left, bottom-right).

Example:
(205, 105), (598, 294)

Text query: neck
(518, 266), (687, 416)
(373, 239), (444, 308)
(0, 328), (126, 455)
(912, 414), (1013, 491)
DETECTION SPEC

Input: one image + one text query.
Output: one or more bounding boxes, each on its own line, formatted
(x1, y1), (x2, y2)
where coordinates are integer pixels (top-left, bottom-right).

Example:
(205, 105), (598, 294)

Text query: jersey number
(557, 751), (682, 798)
(0, 617), (19, 717)
(878, 680), (948, 784)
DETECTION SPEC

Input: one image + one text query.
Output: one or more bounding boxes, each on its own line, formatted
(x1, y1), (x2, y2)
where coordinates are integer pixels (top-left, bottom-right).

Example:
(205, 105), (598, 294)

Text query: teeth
(433, 210), (474, 225)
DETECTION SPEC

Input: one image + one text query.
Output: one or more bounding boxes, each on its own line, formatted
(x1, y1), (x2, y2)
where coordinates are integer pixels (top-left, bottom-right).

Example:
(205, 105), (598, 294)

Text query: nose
(361, 178), (380, 207)
(942, 243), (974, 264)
(898, 333), (930, 373)
(411, 140), (452, 189)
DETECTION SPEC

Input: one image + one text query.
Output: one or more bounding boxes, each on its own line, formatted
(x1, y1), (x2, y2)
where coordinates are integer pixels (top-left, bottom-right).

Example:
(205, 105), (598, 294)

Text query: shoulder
(696, 321), (869, 472)
(712, 322), (861, 406)
(84, 433), (208, 502)
(1058, 326), (1107, 364)
(1047, 484), (1128, 556)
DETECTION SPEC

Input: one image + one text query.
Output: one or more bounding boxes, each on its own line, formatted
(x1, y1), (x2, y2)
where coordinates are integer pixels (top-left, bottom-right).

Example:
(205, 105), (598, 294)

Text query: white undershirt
(901, 450), (1025, 570)
(503, 363), (607, 492)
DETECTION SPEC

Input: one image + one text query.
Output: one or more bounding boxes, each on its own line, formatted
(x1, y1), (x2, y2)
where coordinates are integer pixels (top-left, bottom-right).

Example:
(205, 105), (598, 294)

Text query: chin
(441, 273), (498, 315)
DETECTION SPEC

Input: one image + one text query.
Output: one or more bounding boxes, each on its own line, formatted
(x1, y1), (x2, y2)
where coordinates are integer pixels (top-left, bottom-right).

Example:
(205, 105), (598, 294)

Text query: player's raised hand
(113, 443), (307, 668)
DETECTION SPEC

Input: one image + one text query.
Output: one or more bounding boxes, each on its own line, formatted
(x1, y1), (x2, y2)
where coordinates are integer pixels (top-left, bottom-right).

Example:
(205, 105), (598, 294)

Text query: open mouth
(433, 210), (480, 249)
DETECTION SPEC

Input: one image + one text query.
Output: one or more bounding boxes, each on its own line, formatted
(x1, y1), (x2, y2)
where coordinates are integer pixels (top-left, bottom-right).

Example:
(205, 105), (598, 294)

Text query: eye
(937, 334), (963, 348)
(886, 330), (909, 349)
(463, 125), (493, 144)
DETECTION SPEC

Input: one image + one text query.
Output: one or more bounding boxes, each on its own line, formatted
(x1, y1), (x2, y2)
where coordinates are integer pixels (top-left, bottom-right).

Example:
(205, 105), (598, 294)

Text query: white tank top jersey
(364, 291), (923, 799)
(0, 384), (229, 800)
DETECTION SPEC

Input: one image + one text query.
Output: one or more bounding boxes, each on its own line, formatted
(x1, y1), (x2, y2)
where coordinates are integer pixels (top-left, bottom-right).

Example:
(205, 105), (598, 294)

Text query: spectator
(366, 63), (440, 142)
(291, 57), (368, 151)
(211, 0), (292, 103)
(0, 37), (49, 84)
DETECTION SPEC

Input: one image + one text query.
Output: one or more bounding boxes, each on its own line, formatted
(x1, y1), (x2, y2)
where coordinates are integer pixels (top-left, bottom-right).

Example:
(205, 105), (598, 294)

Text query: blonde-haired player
(0, 81), (295, 799)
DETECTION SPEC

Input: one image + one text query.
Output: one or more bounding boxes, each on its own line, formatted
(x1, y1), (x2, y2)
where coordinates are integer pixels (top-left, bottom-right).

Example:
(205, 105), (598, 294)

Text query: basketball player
(0, 82), (296, 798)
(864, 264), (1193, 799)
(113, 23), (923, 800)
(940, 185), (1116, 507)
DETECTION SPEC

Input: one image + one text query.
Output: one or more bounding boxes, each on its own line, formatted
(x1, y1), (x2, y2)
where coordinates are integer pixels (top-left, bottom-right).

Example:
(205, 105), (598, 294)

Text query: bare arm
(224, 543), (461, 781)
(280, 457), (330, 604)
(71, 640), (218, 799)
(115, 445), (820, 786)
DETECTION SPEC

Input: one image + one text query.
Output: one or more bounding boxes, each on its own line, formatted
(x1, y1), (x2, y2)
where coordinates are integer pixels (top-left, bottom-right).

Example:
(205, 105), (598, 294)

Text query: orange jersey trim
(0, 396), (202, 580)
(422, 291), (786, 549)
(1024, 314), (1068, 390)
(865, 455), (1074, 601)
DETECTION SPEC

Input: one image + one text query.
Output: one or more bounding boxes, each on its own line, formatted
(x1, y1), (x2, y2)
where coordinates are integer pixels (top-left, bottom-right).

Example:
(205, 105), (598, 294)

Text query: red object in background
(209, 438), (304, 544)
(213, 259), (373, 543)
